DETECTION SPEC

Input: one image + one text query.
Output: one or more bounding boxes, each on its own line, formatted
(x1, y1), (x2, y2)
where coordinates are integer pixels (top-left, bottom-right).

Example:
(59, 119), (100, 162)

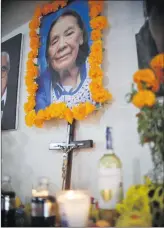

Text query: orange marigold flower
(89, 41), (103, 65)
(72, 104), (86, 121)
(150, 53), (164, 83)
(42, 3), (53, 15)
(132, 93), (143, 108)
(29, 17), (40, 30)
(29, 30), (38, 38)
(89, 2), (104, 18)
(88, 53), (103, 65)
(89, 79), (103, 92)
(91, 40), (103, 52)
(152, 79), (160, 92)
(91, 29), (102, 41)
(137, 82), (143, 91)
(28, 49), (38, 59)
(34, 110), (45, 128)
(44, 107), (52, 120)
(25, 75), (34, 86)
(64, 108), (73, 124)
(49, 103), (67, 119)
(132, 90), (156, 108)
(60, 0), (68, 8)
(34, 6), (42, 17)
(89, 65), (103, 79)
(51, 2), (60, 11)
(27, 83), (38, 95)
(30, 37), (40, 49)
(144, 90), (156, 107)
(92, 88), (112, 103)
(26, 65), (38, 78)
(25, 110), (36, 127)
(133, 69), (158, 90)
(34, 119), (44, 128)
(150, 53), (164, 69)
(26, 59), (35, 68)
(24, 97), (36, 114)
(90, 16), (108, 30)
(85, 102), (95, 115)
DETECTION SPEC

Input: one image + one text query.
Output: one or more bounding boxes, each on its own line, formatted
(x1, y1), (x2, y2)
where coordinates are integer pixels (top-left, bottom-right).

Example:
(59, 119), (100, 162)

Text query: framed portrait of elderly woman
(25, 0), (111, 127)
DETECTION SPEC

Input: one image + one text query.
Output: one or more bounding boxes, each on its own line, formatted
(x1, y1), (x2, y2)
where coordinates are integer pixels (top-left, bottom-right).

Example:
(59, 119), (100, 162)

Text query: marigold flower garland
(24, 0), (112, 128)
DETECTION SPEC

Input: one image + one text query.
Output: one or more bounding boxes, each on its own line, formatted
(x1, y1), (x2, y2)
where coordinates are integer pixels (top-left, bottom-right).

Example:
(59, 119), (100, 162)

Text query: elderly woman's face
(48, 15), (83, 72)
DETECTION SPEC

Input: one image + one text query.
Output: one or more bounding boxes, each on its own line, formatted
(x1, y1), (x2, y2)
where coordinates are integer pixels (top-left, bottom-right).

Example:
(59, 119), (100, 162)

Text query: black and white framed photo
(1, 33), (23, 130)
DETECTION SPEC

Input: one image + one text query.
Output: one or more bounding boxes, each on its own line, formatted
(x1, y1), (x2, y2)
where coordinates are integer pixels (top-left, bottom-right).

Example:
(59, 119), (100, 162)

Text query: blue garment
(35, 64), (87, 112)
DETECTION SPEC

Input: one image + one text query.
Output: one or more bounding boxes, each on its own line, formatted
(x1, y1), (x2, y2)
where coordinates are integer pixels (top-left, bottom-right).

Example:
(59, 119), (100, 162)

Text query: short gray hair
(1, 51), (10, 71)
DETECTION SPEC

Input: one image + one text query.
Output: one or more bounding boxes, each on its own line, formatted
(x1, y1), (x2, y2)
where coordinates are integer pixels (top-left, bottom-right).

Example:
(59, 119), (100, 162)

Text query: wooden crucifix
(49, 120), (93, 190)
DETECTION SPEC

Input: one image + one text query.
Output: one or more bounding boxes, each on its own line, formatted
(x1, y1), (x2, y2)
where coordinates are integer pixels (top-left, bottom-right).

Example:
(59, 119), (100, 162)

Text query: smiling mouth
(56, 53), (71, 61)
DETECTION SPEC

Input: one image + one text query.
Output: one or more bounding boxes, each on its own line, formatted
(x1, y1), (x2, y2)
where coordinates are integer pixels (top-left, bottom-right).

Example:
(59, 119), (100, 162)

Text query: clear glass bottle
(31, 177), (56, 227)
(98, 127), (123, 225)
(1, 175), (16, 227)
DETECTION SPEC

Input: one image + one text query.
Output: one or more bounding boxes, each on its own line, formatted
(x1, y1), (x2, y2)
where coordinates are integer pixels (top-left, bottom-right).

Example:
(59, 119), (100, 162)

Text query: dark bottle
(1, 176), (16, 227)
(31, 177), (56, 227)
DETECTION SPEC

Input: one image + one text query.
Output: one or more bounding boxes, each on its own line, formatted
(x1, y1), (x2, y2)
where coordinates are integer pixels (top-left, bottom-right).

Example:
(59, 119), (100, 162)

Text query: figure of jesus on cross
(49, 120), (93, 190)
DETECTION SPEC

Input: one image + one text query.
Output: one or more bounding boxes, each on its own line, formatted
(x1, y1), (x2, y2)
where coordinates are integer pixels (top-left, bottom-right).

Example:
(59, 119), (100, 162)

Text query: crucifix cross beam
(49, 120), (93, 190)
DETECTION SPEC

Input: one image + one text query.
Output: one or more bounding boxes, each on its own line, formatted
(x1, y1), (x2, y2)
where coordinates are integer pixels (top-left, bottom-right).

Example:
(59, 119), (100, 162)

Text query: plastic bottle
(31, 177), (56, 227)
(1, 176), (16, 227)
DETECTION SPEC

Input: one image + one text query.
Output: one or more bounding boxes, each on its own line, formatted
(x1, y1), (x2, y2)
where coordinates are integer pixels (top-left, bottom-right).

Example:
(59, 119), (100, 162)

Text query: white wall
(2, 1), (153, 203)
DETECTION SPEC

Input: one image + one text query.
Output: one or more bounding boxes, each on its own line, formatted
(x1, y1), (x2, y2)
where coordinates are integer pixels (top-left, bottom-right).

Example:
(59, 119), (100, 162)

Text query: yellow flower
(89, 40), (103, 65)
(27, 83), (38, 95)
(24, 96), (36, 114)
(64, 108), (73, 124)
(25, 75), (34, 87)
(85, 102), (95, 115)
(144, 90), (156, 107)
(34, 110), (45, 128)
(132, 90), (156, 108)
(72, 104), (86, 120)
(89, 79), (103, 93)
(49, 103), (67, 119)
(91, 29), (102, 41)
(44, 106), (52, 120)
(89, 65), (103, 79)
(133, 69), (159, 91)
(90, 16), (108, 30)
(92, 88), (112, 103)
(90, 40), (103, 52)
(25, 110), (36, 127)
(88, 54), (103, 66)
